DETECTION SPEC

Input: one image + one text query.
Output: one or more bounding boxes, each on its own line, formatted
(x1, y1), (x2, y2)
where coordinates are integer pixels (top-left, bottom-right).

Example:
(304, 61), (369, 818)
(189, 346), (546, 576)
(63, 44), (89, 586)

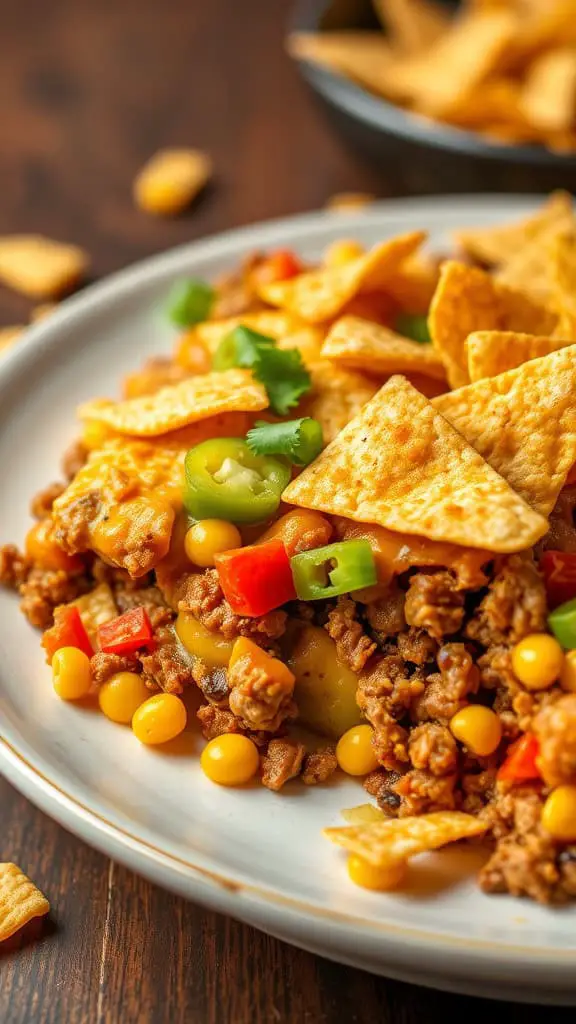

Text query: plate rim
(1, 194), (574, 997)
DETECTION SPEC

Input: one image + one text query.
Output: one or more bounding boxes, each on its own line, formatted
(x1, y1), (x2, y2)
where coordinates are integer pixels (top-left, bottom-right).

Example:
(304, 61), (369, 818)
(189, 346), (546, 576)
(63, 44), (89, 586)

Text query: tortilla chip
(53, 438), (186, 576)
(428, 261), (557, 387)
(434, 346), (576, 516)
(372, 0), (450, 55)
(385, 9), (518, 116)
(520, 47), (576, 133)
(0, 864), (50, 941)
(321, 316), (446, 380)
(176, 311), (300, 364)
(454, 191), (574, 266)
(550, 229), (576, 320)
(381, 252), (439, 313)
(441, 77), (522, 130)
(277, 326), (326, 364)
(286, 32), (402, 99)
(324, 811), (488, 868)
(78, 369), (267, 437)
(256, 233), (426, 324)
(283, 376), (547, 553)
(297, 360), (378, 443)
(467, 330), (575, 381)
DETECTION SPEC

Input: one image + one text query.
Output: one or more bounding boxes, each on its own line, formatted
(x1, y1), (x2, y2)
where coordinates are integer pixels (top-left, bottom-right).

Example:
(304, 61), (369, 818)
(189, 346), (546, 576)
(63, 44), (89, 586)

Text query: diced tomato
(42, 606), (94, 662)
(215, 539), (296, 617)
(254, 250), (302, 286)
(540, 550), (576, 609)
(98, 607), (154, 656)
(497, 734), (541, 783)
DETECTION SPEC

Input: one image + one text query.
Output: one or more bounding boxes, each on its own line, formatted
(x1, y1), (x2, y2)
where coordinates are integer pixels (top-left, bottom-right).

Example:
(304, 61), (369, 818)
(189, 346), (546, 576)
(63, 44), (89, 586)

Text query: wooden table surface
(2, 2), (576, 1021)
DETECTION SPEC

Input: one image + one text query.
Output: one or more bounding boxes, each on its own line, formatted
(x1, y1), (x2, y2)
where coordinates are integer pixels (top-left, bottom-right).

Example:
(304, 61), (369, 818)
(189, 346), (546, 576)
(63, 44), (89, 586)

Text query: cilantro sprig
(246, 418), (324, 467)
(213, 326), (312, 415)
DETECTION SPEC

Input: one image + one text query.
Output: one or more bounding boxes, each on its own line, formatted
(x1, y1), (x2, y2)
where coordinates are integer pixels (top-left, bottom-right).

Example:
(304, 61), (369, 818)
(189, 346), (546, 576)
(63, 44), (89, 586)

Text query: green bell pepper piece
(395, 312), (431, 344)
(291, 540), (377, 600)
(184, 438), (290, 524)
(166, 278), (214, 327)
(548, 598), (576, 649)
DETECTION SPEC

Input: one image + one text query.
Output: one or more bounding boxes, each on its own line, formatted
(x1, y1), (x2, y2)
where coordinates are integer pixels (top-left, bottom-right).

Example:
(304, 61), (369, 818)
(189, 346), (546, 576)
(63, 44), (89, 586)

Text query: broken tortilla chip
(454, 191), (574, 266)
(372, 0), (449, 55)
(324, 811), (488, 868)
(428, 260), (557, 387)
(519, 47), (576, 133)
(78, 369), (268, 437)
(297, 360), (378, 443)
(434, 346), (576, 516)
(287, 32), (401, 100)
(321, 316), (446, 380)
(467, 330), (576, 381)
(283, 376), (547, 553)
(256, 233), (426, 324)
(0, 864), (50, 942)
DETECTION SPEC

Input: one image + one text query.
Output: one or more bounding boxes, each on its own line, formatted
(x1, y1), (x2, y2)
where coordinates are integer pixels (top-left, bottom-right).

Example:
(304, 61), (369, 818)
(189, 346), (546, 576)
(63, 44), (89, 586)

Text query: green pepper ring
(184, 437), (291, 524)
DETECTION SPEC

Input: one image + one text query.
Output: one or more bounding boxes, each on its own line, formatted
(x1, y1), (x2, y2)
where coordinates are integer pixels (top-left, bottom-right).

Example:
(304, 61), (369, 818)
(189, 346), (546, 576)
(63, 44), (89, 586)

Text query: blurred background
(3, 0), (576, 332)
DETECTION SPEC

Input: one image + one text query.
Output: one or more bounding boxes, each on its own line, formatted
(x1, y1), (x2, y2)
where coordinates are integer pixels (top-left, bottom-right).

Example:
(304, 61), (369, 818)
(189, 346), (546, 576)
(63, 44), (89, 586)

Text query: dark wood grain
(1, 1), (575, 1021)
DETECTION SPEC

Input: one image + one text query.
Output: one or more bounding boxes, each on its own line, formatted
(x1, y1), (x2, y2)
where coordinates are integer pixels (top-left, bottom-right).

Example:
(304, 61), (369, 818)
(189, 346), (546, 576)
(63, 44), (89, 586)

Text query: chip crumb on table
(134, 148), (213, 216)
(0, 863), (50, 942)
(0, 235), (88, 298)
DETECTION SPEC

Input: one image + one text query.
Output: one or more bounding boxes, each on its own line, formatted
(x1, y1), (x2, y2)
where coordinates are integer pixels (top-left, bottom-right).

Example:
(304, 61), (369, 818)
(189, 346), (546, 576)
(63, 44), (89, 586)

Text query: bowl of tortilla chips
(289, 0), (576, 164)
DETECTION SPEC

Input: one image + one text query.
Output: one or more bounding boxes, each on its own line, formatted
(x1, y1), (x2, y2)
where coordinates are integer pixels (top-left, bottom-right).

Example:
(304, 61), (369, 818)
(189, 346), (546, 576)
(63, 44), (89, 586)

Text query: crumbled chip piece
(257, 233), (426, 324)
(134, 148), (212, 216)
(324, 811), (487, 868)
(78, 369), (268, 437)
(296, 360), (378, 443)
(454, 192), (574, 266)
(0, 863), (49, 941)
(321, 315), (446, 380)
(434, 346), (576, 516)
(283, 375), (547, 553)
(0, 235), (88, 298)
(72, 582), (118, 649)
(341, 803), (385, 825)
(467, 330), (575, 382)
(325, 192), (376, 213)
(0, 325), (24, 353)
(428, 260), (557, 387)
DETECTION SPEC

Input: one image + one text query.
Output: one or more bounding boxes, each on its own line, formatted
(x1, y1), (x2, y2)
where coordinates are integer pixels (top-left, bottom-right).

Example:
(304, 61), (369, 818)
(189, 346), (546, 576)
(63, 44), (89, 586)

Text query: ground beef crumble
(0, 544), (31, 589)
(413, 643), (479, 723)
(139, 630), (195, 694)
(177, 569), (286, 641)
(364, 584), (406, 638)
(30, 482), (66, 520)
(466, 555), (546, 647)
(90, 651), (140, 685)
(301, 746), (338, 785)
(324, 596), (376, 672)
(197, 704), (241, 741)
(227, 647), (296, 732)
(261, 738), (306, 791)
(408, 723), (458, 776)
(19, 568), (90, 629)
(532, 694), (576, 787)
(404, 570), (464, 640)
(393, 769), (458, 817)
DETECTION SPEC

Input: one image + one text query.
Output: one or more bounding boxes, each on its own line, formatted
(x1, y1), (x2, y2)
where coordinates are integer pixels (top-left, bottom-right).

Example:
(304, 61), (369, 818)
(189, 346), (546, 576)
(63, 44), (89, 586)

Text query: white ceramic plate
(2, 196), (575, 1005)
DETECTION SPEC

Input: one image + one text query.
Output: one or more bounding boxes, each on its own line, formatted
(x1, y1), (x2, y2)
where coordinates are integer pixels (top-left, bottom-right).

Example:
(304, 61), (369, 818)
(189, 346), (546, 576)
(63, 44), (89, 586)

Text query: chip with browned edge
(434, 346), (576, 516)
(321, 316), (446, 380)
(428, 260), (557, 387)
(467, 330), (575, 382)
(324, 811), (488, 868)
(256, 233), (426, 324)
(283, 376), (547, 552)
(78, 369), (268, 437)
(0, 864), (50, 942)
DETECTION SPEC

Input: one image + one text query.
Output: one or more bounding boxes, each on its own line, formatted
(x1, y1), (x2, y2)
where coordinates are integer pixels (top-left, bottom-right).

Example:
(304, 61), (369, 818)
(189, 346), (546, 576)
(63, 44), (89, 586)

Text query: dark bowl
(290, 0), (576, 168)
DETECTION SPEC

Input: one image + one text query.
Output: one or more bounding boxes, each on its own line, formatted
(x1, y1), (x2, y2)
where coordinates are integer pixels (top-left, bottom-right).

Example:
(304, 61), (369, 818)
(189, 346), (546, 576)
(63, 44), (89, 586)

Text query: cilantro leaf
(246, 418), (324, 466)
(213, 326), (312, 415)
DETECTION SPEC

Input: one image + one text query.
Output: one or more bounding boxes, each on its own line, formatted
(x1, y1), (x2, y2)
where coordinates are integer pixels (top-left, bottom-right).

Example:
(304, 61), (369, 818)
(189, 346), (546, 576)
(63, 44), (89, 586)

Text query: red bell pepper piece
(255, 250), (302, 285)
(42, 605), (94, 662)
(98, 606), (154, 656)
(540, 550), (576, 609)
(497, 734), (541, 783)
(215, 539), (296, 617)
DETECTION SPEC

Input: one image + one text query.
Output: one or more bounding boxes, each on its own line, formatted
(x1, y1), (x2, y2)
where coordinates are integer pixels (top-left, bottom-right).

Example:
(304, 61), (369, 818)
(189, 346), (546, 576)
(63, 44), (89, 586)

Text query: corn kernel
(542, 785), (576, 841)
(336, 725), (379, 776)
(131, 693), (187, 745)
(201, 734), (260, 786)
(347, 854), (406, 891)
(450, 704), (502, 757)
(52, 647), (92, 700)
(134, 148), (212, 216)
(98, 672), (150, 724)
(185, 519), (242, 568)
(511, 634), (564, 690)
